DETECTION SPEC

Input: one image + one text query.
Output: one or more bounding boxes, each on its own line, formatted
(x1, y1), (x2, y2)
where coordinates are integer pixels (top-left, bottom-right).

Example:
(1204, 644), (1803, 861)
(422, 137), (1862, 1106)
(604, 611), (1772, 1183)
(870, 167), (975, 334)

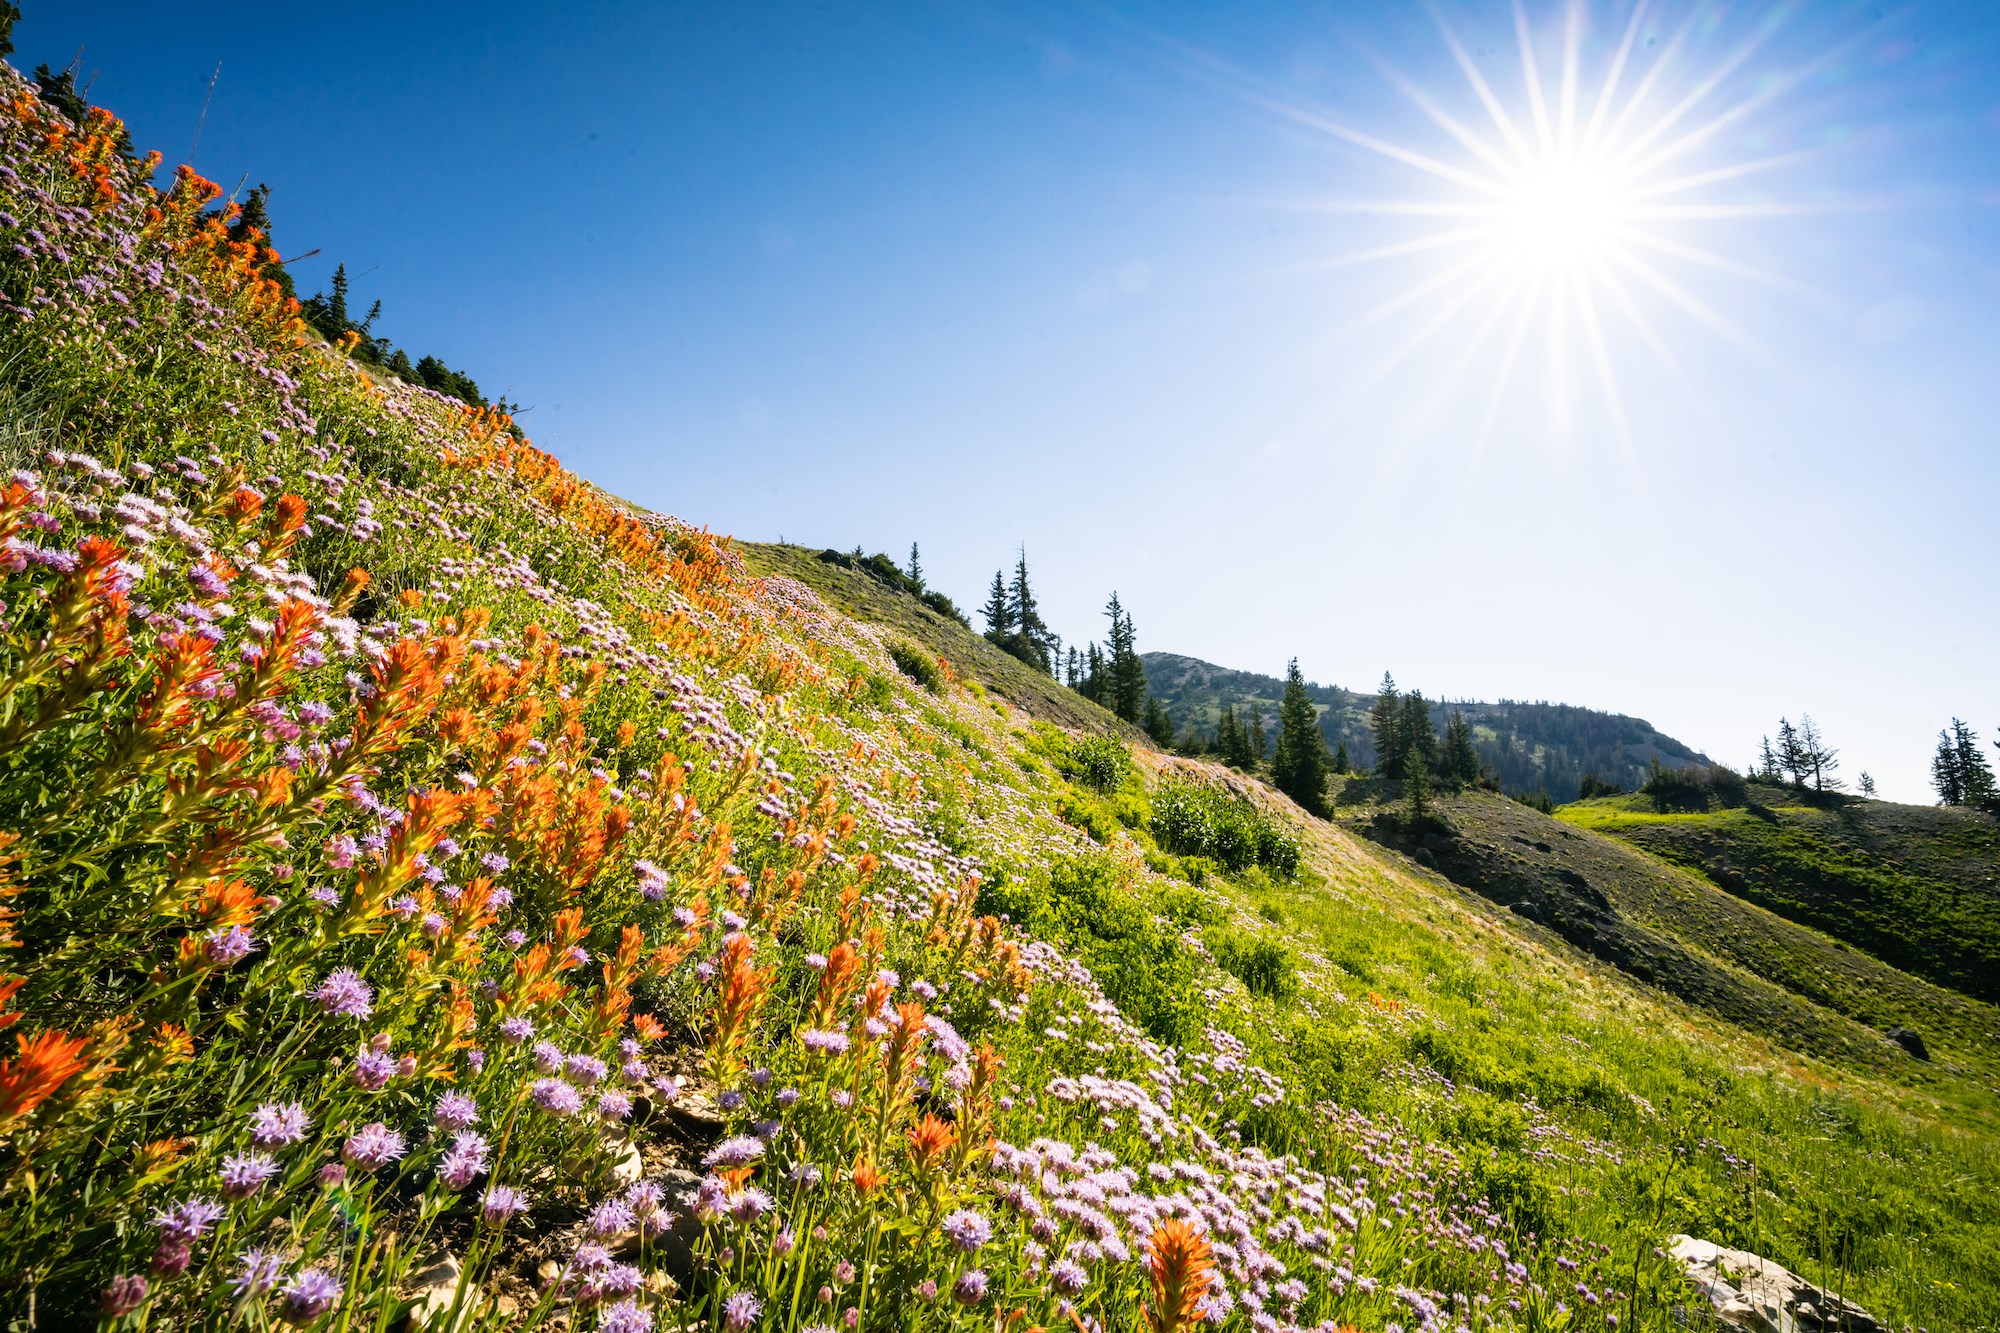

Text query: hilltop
(1143, 651), (1711, 802)
(1, 56), (1997, 1333)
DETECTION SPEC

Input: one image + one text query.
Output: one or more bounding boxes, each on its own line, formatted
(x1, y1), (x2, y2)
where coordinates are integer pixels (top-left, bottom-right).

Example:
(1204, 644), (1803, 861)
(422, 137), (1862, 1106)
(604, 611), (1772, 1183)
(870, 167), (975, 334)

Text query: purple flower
(588, 1198), (637, 1237)
(249, 1102), (311, 1147)
(151, 1197), (226, 1242)
(533, 1041), (565, 1074)
(702, 1136), (765, 1169)
(150, 1240), (191, 1279)
(599, 1301), (654, 1333)
(276, 1267), (343, 1324)
(952, 1270), (988, 1306)
(799, 1029), (849, 1055)
(100, 1275), (148, 1315)
(1051, 1258), (1088, 1295)
(530, 1078), (583, 1116)
(499, 1015), (534, 1044)
(566, 1053), (608, 1087)
(324, 834), (357, 869)
(437, 1132), (490, 1190)
(351, 1049), (395, 1091)
(480, 852), (510, 874)
(596, 1090), (633, 1122)
(313, 968), (373, 1018)
(503, 929), (528, 949)
(232, 1247), (286, 1297)
(341, 1122), (406, 1171)
(219, 1152), (280, 1199)
(433, 1092), (480, 1132)
(730, 1187), (773, 1224)
(723, 1291), (762, 1330)
(481, 1184), (527, 1223)
(942, 1208), (992, 1253)
(203, 925), (257, 967)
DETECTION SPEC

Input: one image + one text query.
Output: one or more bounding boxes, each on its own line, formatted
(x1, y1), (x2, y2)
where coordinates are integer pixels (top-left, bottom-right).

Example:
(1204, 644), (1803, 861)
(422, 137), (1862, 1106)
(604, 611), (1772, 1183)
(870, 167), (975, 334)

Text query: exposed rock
(1669, 1235), (1878, 1333)
(1883, 1027), (1929, 1060)
(403, 1253), (470, 1331)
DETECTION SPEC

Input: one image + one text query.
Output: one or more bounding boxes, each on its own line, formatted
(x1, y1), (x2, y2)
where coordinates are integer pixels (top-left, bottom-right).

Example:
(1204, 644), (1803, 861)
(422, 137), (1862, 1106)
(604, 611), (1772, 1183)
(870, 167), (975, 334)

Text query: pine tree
(1216, 705), (1244, 767)
(1798, 714), (1841, 792)
(1370, 672), (1402, 778)
(0, 3), (19, 60)
(1009, 549), (1058, 674)
(906, 543), (923, 589)
(1398, 691), (1439, 780)
(1248, 702), (1266, 765)
(1143, 696), (1175, 747)
(1081, 644), (1107, 705)
(1859, 771), (1877, 798)
(1441, 709), (1481, 790)
(1272, 659), (1329, 817)
(1775, 717), (1809, 788)
(980, 570), (1013, 639)
(1934, 719), (1997, 808)
(1758, 736), (1779, 782)
(1332, 739), (1350, 775)
(1103, 593), (1145, 722)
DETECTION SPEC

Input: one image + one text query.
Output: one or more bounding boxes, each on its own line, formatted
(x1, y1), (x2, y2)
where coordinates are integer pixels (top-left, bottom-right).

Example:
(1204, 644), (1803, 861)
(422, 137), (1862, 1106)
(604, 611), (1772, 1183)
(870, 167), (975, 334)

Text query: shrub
(1209, 928), (1298, 1000)
(1643, 760), (1748, 812)
(886, 638), (942, 693)
(1062, 734), (1132, 792)
(1151, 778), (1301, 878)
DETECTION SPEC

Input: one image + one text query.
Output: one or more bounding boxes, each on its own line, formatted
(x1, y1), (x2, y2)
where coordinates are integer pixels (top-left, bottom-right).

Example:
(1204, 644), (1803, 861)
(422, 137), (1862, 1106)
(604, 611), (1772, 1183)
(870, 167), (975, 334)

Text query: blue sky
(24, 2), (1999, 799)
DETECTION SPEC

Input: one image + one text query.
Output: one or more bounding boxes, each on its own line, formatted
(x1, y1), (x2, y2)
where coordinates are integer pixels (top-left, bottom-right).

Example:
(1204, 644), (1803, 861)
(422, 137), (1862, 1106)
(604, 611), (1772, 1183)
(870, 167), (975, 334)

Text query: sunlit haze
(29, 1), (2000, 800)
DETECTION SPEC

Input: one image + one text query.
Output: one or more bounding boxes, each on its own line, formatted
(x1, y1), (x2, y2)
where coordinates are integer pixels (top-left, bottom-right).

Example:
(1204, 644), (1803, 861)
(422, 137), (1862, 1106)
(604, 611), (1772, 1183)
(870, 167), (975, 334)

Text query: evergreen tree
(0, 3), (19, 60)
(1272, 659), (1329, 816)
(1798, 714), (1841, 792)
(1758, 735), (1779, 782)
(1405, 747), (1432, 823)
(1934, 719), (1997, 809)
(1398, 691), (1439, 780)
(1010, 549), (1058, 674)
(1063, 646), (1081, 689)
(1332, 739), (1350, 775)
(1441, 709), (1481, 790)
(1142, 696), (1175, 747)
(1216, 705), (1243, 767)
(1370, 672), (1403, 778)
(906, 543), (923, 589)
(1080, 644), (1107, 705)
(980, 570), (1013, 639)
(1859, 771), (1877, 798)
(305, 263), (353, 344)
(1775, 717), (1809, 788)
(1248, 702), (1266, 765)
(1103, 593), (1145, 722)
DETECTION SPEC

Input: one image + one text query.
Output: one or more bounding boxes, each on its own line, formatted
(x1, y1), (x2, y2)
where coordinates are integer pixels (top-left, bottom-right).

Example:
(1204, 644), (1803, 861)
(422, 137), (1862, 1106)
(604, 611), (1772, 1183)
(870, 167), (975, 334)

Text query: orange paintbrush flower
(1143, 1216), (1214, 1333)
(0, 1029), (92, 1127)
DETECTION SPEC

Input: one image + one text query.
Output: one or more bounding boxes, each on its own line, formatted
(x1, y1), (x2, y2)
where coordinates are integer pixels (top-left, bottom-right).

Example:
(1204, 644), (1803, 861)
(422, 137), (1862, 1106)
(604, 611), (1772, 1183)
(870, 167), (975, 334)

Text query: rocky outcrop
(1670, 1235), (1878, 1333)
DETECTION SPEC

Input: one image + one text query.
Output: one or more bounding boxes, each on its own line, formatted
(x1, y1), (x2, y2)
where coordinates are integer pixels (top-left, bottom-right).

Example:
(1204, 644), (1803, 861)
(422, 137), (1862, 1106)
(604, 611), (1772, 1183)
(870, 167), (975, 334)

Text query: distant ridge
(1142, 651), (1711, 802)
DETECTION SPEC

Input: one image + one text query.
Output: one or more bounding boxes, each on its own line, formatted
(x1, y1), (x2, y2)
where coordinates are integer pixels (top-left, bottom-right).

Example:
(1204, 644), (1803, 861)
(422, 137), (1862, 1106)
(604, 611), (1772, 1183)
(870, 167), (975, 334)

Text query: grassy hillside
(3, 61), (1998, 1333)
(1561, 788), (2000, 1007)
(1143, 652), (1710, 801)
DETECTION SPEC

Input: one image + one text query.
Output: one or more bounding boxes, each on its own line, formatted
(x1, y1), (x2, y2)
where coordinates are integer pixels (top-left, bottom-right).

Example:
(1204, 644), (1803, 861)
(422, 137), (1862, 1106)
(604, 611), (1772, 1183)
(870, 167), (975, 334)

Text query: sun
(1209, 1), (1827, 442)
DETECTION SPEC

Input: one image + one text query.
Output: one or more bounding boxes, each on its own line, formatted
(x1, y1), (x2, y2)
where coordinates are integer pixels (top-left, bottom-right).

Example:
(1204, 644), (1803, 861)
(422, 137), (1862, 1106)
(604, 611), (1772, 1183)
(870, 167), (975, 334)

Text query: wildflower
(730, 1187), (773, 1224)
(1051, 1258), (1089, 1295)
(219, 1152), (280, 1199)
(530, 1078), (583, 1116)
(313, 969), (373, 1018)
(600, 1302), (654, 1333)
(834, 1260), (857, 1284)
(799, 1029), (848, 1055)
(723, 1292), (762, 1330)
(915, 1279), (938, 1302)
(481, 1185), (528, 1223)
(1144, 1217), (1214, 1333)
(437, 1132), (490, 1190)
(203, 925), (257, 967)
(703, 1135), (765, 1169)
(100, 1276), (147, 1315)
(566, 1053), (608, 1086)
(942, 1208), (992, 1253)
(589, 1198), (637, 1237)
(276, 1268), (343, 1325)
(952, 1270), (989, 1306)
(341, 1123), (406, 1172)
(152, 1197), (226, 1242)
(232, 1248), (286, 1297)
(150, 1241), (192, 1279)
(433, 1091), (479, 1132)
(324, 834), (358, 869)
(480, 852), (510, 874)
(351, 1050), (395, 1091)
(499, 1016), (534, 1044)
(318, 1163), (347, 1187)
(596, 1090), (633, 1121)
(249, 1102), (311, 1147)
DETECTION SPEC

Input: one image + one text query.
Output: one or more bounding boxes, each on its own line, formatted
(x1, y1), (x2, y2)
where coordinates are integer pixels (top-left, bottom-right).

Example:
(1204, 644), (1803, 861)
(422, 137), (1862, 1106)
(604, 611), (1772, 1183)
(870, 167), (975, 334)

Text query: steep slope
(3, 63), (1997, 1333)
(1339, 786), (2000, 1081)
(1561, 788), (2000, 1006)
(1144, 651), (1709, 800)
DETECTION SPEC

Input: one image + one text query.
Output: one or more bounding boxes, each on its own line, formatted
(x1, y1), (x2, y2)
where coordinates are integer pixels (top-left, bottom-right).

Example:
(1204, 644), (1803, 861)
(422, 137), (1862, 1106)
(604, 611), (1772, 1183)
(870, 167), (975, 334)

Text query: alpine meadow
(1, 4), (1997, 1333)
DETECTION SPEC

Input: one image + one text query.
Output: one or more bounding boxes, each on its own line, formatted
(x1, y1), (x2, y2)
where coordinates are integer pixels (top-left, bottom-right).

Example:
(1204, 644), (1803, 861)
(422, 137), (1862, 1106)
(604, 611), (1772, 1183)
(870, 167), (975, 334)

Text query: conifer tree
(1859, 771), (1877, 798)
(1441, 709), (1481, 790)
(1933, 719), (1997, 808)
(1103, 593), (1145, 722)
(1009, 549), (1059, 673)
(980, 570), (1013, 640)
(1398, 691), (1439, 780)
(1798, 714), (1841, 792)
(1775, 717), (1809, 788)
(1371, 672), (1403, 778)
(1272, 659), (1330, 816)
(1249, 701), (1266, 765)
(1081, 644), (1107, 705)
(1332, 739), (1350, 775)
(906, 543), (923, 589)
(1143, 696), (1175, 747)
